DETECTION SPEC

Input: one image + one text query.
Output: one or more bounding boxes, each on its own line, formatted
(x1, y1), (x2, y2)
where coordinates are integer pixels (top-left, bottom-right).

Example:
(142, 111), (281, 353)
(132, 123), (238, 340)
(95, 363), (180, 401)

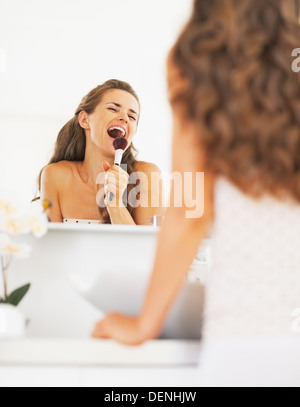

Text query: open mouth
(107, 126), (126, 139)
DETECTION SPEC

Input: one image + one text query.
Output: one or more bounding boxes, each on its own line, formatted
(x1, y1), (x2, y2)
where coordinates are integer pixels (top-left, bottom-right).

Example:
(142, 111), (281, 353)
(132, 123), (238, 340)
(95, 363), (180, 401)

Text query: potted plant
(0, 192), (50, 338)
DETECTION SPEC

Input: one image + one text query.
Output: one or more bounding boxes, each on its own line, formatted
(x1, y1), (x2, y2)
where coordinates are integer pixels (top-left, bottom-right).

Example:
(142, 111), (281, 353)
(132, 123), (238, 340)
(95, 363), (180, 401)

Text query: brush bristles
(113, 137), (128, 151)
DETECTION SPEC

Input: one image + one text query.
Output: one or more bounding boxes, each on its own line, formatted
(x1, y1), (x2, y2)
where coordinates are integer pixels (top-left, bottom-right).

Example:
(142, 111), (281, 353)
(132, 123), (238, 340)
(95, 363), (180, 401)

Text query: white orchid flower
(0, 212), (6, 233)
(28, 212), (48, 238)
(0, 233), (31, 258)
(26, 201), (49, 237)
(0, 192), (48, 305)
(0, 194), (49, 237)
(0, 190), (21, 216)
(5, 213), (31, 236)
(0, 199), (18, 215)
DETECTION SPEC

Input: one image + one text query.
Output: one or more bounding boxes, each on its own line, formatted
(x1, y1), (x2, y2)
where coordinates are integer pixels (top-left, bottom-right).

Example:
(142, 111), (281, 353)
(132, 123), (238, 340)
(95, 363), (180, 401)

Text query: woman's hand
(102, 160), (129, 208)
(92, 313), (152, 346)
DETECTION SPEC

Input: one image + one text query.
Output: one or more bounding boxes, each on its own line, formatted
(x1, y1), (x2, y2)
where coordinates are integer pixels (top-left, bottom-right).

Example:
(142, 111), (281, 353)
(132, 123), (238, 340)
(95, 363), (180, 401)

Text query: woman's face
(86, 89), (140, 156)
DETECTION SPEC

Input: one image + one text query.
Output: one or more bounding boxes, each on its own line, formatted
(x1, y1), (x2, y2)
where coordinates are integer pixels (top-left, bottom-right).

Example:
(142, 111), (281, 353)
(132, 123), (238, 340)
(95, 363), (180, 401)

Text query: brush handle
(109, 163), (120, 202)
(114, 149), (123, 166)
(108, 149), (124, 202)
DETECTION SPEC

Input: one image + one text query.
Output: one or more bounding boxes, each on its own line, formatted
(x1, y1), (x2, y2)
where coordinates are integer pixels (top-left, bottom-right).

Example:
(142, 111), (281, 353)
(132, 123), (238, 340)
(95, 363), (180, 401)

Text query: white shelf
(0, 338), (201, 367)
(48, 223), (160, 235)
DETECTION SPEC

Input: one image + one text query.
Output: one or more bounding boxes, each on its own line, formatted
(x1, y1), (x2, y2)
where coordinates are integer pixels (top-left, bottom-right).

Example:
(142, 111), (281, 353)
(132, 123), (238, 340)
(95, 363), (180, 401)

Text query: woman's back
(204, 177), (300, 340)
(198, 178), (300, 386)
(92, 1), (300, 385)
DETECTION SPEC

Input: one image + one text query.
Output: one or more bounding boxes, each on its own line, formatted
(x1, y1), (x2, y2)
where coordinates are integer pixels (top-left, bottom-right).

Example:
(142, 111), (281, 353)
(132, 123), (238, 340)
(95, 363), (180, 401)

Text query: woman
(93, 0), (300, 386)
(39, 79), (163, 225)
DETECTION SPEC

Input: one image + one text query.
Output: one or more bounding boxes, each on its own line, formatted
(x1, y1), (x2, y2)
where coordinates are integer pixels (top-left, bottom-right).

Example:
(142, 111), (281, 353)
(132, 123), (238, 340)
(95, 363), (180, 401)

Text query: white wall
(0, 0), (193, 202)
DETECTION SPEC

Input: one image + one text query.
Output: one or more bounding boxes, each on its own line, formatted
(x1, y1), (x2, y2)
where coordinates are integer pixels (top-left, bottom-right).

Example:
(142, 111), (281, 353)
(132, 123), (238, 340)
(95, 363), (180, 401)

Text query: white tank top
(203, 177), (300, 341)
(63, 219), (103, 225)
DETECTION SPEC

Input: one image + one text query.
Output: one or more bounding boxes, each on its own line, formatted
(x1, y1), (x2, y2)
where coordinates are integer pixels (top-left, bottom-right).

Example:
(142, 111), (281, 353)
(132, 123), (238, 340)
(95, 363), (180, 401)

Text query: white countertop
(0, 338), (201, 367)
(48, 222), (160, 234)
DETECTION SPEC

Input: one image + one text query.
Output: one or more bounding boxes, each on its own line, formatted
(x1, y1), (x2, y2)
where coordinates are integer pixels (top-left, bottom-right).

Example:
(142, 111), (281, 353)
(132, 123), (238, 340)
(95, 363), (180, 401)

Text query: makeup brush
(109, 137), (128, 202)
(113, 137), (128, 166)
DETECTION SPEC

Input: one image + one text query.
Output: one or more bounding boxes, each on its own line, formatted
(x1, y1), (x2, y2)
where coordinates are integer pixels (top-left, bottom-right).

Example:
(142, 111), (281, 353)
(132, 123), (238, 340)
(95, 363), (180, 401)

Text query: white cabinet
(0, 366), (199, 387)
(0, 338), (201, 387)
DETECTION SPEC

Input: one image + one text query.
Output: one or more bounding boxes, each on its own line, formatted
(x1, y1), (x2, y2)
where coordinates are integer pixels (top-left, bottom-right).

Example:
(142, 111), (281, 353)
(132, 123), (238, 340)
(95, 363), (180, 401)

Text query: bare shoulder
(134, 160), (161, 175)
(40, 162), (77, 223)
(41, 161), (77, 183)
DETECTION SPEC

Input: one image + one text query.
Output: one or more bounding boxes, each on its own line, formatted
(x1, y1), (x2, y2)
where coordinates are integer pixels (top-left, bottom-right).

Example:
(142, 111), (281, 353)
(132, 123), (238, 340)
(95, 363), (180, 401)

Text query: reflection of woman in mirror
(93, 0), (300, 386)
(36, 80), (163, 225)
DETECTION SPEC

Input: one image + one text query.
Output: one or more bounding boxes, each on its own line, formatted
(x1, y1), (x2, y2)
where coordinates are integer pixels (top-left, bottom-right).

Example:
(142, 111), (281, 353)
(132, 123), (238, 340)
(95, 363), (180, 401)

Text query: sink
(8, 223), (209, 340)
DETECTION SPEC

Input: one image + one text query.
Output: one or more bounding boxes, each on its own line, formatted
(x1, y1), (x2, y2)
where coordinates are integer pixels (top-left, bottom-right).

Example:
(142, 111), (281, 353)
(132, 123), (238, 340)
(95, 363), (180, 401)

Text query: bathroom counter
(3, 224), (207, 386)
(0, 338), (201, 387)
(0, 338), (200, 366)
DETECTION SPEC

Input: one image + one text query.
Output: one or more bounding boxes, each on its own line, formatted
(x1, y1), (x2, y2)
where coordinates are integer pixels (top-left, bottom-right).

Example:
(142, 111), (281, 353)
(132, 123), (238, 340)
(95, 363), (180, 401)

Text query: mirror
(0, 0), (193, 203)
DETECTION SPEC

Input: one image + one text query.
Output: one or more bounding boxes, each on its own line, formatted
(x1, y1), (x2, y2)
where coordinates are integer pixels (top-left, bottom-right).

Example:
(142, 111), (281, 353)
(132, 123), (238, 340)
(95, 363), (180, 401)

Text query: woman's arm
(40, 164), (63, 223)
(93, 117), (215, 344)
(92, 178), (214, 345)
(133, 162), (165, 226)
(107, 205), (136, 225)
(138, 173), (214, 340)
(103, 161), (136, 225)
(103, 161), (164, 226)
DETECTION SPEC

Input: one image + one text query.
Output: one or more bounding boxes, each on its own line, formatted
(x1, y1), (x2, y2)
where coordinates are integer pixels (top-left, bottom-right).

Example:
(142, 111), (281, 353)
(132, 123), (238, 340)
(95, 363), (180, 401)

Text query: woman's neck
(80, 141), (114, 189)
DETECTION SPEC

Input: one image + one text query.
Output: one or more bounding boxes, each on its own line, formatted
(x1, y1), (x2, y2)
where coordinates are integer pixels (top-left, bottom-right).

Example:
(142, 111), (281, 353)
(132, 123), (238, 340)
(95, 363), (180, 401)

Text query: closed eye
(108, 106), (137, 121)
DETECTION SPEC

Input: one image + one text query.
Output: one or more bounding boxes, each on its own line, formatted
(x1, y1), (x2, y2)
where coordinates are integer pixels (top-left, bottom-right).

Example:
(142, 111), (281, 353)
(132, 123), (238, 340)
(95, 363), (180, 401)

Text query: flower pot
(0, 304), (25, 339)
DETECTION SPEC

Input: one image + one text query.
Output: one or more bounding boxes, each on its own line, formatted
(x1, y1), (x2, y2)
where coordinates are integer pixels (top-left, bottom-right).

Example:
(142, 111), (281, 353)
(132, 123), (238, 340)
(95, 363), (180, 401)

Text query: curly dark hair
(171, 0), (300, 202)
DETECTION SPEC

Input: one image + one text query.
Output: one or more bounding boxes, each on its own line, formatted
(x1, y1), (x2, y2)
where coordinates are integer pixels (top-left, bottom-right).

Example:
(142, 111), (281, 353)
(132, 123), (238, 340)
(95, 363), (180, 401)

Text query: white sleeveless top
(203, 177), (300, 341)
(197, 178), (300, 386)
(63, 219), (104, 225)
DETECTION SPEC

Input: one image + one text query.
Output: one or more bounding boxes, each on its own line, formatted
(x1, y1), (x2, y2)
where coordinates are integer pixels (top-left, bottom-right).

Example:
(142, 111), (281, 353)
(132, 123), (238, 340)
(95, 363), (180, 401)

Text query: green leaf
(5, 284), (31, 306)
